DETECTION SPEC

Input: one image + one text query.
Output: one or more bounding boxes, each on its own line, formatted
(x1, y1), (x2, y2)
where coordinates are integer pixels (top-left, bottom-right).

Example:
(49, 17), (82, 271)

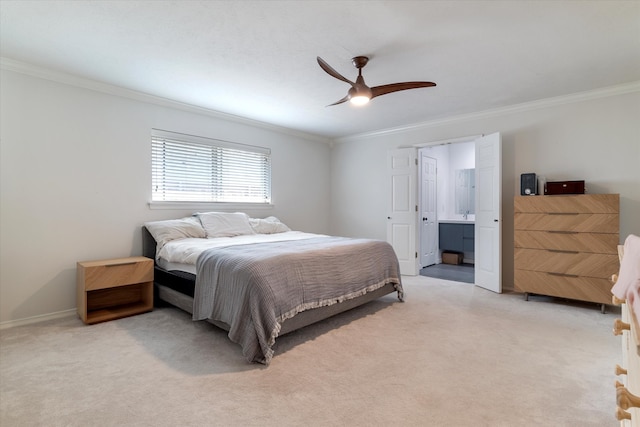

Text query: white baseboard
(0, 309), (77, 330)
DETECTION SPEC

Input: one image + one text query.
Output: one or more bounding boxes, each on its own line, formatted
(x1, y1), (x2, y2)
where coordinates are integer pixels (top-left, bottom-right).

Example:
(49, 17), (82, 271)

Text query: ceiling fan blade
(371, 82), (436, 99)
(317, 57), (355, 86)
(326, 94), (350, 107)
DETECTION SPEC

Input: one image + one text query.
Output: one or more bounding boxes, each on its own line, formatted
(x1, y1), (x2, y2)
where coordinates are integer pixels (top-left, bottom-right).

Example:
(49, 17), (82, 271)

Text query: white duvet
(157, 231), (326, 266)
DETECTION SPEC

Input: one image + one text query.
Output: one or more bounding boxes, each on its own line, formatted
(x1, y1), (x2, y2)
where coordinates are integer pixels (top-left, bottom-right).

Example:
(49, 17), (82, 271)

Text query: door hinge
(415, 205), (418, 212)
(415, 158), (418, 166)
(415, 252), (418, 258)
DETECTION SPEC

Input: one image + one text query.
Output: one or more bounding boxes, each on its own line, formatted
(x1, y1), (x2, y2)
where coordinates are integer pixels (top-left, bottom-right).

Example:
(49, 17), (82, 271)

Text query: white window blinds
(151, 129), (271, 203)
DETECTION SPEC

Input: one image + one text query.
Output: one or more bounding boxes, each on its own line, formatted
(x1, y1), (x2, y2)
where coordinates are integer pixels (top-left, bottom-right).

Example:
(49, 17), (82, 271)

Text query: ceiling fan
(317, 56), (436, 106)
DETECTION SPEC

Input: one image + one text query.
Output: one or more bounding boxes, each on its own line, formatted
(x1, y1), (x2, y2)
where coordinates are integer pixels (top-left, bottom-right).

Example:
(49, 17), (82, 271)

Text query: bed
(142, 212), (403, 364)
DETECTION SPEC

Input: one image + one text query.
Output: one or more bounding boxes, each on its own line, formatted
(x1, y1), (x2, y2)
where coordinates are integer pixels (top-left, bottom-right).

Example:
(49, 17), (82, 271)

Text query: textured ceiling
(1, 1), (639, 139)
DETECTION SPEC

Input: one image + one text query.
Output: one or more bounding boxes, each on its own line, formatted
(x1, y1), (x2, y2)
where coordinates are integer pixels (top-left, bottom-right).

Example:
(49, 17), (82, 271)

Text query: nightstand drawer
(80, 257), (153, 290)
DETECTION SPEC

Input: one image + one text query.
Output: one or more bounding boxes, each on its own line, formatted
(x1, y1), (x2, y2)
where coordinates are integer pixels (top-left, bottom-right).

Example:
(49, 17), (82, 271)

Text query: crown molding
(334, 80), (640, 143)
(0, 57), (330, 144)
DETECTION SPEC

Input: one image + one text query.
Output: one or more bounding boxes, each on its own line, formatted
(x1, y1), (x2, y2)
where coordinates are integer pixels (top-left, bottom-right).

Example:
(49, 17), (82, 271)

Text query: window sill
(148, 201), (275, 211)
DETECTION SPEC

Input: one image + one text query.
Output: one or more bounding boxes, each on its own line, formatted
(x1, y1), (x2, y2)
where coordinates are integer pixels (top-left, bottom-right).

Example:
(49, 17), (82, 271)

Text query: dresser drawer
(514, 194), (620, 214)
(514, 270), (613, 304)
(514, 213), (619, 233)
(514, 248), (619, 279)
(514, 230), (618, 254)
(79, 257), (153, 290)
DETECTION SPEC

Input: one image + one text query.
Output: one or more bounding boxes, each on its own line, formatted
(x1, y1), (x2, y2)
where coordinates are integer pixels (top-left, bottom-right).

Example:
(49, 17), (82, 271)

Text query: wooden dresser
(514, 194), (619, 310)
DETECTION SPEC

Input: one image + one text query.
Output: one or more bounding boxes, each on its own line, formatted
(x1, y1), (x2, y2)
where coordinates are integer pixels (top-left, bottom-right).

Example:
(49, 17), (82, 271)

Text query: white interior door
(419, 153), (437, 267)
(386, 148), (418, 276)
(474, 132), (502, 293)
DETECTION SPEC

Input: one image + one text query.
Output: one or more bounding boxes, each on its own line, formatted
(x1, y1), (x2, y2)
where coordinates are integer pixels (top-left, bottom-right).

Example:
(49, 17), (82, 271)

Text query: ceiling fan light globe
(350, 95), (370, 106)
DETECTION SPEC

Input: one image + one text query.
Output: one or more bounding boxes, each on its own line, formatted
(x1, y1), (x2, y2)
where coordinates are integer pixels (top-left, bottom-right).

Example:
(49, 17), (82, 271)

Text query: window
(151, 129), (271, 204)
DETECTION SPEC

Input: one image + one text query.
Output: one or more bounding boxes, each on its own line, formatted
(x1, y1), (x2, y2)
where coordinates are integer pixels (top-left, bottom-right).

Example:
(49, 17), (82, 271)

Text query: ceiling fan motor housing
(352, 56), (369, 69)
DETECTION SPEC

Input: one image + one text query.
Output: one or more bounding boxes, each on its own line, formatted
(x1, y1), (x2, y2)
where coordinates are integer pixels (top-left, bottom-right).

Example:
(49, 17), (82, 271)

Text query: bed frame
(142, 227), (398, 336)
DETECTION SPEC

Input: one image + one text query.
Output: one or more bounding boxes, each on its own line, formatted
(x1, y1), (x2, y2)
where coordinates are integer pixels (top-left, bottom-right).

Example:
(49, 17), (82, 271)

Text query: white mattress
(156, 258), (198, 274)
(156, 231), (325, 274)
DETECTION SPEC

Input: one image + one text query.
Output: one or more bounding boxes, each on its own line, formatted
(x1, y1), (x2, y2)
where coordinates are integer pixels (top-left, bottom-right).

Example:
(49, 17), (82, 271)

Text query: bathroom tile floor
(420, 263), (474, 284)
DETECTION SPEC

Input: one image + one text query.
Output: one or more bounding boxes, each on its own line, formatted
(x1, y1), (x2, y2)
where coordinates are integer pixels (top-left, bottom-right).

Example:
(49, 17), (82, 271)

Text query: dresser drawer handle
(547, 212), (579, 215)
(614, 319), (631, 336)
(546, 249), (580, 254)
(546, 230), (578, 234)
(547, 272), (579, 278)
(617, 386), (640, 410)
(616, 407), (631, 421)
(105, 262), (138, 267)
(616, 364), (628, 376)
(612, 295), (625, 305)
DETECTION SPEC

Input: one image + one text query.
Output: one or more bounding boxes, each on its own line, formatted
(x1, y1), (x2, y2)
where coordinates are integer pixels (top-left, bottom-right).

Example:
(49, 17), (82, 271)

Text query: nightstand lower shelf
(85, 282), (153, 324)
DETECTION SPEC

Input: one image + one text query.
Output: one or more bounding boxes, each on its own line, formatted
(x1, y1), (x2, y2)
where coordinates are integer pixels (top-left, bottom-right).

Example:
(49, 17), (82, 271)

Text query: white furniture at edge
(613, 245), (640, 425)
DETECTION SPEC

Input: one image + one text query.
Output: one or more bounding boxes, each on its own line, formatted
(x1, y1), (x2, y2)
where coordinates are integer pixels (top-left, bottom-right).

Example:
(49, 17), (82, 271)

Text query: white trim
(148, 201), (275, 210)
(334, 80), (640, 143)
(0, 309), (76, 330)
(0, 57), (330, 144)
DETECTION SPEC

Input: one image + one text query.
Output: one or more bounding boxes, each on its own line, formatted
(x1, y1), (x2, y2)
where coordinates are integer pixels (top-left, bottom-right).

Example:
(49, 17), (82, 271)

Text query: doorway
(418, 139), (476, 284)
(386, 133), (501, 292)
(417, 134), (501, 291)
(418, 148), (475, 283)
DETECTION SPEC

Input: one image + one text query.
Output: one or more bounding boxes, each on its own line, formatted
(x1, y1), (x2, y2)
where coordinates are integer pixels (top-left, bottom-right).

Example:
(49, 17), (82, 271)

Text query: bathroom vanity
(439, 220), (475, 255)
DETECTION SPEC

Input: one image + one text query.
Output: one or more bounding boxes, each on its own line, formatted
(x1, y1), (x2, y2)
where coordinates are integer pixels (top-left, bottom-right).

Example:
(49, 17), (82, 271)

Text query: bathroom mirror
(455, 168), (475, 216)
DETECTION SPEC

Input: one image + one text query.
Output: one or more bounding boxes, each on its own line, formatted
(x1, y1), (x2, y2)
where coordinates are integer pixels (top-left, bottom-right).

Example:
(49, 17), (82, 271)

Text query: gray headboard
(142, 226), (157, 261)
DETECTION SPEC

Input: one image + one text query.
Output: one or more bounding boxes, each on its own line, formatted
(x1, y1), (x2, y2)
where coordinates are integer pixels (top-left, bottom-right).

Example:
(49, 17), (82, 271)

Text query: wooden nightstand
(77, 256), (154, 324)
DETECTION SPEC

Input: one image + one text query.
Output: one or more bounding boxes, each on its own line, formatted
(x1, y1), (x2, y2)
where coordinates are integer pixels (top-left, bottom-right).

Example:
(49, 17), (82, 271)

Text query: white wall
(427, 141), (475, 219)
(330, 89), (640, 290)
(0, 68), (332, 324)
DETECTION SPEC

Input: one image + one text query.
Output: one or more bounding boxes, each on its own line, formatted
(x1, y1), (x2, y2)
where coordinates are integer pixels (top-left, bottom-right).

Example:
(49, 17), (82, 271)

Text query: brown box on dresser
(514, 194), (619, 309)
(544, 180), (586, 195)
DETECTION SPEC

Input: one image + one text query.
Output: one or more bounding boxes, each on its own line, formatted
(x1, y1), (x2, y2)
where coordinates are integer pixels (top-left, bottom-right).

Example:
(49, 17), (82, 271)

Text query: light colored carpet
(0, 276), (620, 426)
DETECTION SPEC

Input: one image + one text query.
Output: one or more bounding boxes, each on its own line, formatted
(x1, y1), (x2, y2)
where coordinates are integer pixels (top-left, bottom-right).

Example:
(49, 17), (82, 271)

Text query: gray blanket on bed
(192, 236), (403, 364)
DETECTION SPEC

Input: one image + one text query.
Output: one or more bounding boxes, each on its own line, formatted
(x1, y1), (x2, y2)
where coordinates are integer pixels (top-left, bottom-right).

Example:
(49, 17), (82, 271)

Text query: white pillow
(144, 217), (206, 249)
(197, 212), (255, 238)
(249, 216), (291, 234)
